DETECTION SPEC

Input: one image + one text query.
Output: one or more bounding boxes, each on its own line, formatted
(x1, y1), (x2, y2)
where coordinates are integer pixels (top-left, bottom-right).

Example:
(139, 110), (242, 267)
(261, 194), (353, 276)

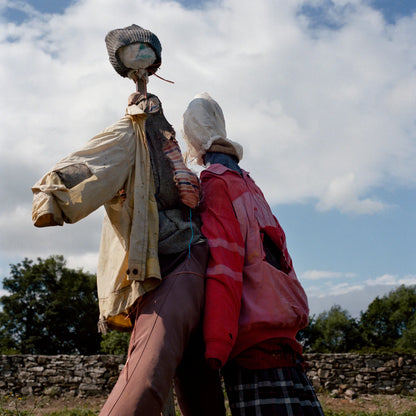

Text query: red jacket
(200, 164), (309, 367)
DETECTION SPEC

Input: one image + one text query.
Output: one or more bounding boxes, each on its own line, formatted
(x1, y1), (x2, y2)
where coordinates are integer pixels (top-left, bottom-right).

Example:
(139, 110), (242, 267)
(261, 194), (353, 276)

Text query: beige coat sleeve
(32, 116), (136, 227)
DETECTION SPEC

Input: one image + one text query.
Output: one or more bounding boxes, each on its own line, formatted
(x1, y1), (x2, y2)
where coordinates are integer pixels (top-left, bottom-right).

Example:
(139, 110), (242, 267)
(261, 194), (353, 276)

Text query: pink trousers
(99, 242), (225, 416)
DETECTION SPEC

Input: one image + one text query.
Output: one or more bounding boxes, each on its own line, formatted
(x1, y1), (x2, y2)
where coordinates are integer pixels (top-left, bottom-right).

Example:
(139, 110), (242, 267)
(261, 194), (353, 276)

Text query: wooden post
(136, 76), (147, 95)
(161, 385), (175, 415)
(136, 73), (174, 416)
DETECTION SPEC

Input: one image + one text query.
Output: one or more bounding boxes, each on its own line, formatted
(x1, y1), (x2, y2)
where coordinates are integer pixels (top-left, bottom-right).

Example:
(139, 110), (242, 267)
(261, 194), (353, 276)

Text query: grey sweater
(143, 94), (202, 255)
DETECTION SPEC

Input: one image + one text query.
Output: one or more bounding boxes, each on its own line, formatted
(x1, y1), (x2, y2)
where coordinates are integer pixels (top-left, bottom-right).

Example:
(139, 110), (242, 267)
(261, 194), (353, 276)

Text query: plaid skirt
(222, 364), (324, 416)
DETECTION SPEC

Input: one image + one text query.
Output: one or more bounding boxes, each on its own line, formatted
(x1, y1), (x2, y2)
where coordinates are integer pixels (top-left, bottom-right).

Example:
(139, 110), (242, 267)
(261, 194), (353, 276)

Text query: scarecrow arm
(32, 117), (136, 227)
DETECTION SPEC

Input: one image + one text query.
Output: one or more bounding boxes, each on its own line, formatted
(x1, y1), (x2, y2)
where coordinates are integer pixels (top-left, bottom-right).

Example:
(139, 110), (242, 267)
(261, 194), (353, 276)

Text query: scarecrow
(182, 92), (325, 416)
(32, 25), (225, 416)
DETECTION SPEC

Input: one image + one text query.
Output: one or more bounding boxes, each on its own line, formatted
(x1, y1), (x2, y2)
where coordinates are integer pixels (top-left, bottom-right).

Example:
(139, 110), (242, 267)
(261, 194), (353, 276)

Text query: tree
(307, 305), (362, 352)
(0, 256), (101, 354)
(396, 314), (416, 351)
(297, 315), (320, 351)
(359, 285), (416, 351)
(101, 331), (130, 355)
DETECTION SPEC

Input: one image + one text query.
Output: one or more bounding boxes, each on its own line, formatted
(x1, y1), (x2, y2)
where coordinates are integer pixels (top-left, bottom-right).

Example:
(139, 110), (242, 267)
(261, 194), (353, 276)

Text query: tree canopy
(298, 285), (416, 353)
(0, 255), (101, 354)
(359, 285), (416, 351)
(1, 256), (415, 355)
(101, 331), (130, 355)
(300, 305), (363, 353)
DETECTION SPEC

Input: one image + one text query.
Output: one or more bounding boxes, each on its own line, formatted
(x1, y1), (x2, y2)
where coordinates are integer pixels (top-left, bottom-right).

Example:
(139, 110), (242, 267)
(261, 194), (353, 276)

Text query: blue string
(188, 207), (194, 258)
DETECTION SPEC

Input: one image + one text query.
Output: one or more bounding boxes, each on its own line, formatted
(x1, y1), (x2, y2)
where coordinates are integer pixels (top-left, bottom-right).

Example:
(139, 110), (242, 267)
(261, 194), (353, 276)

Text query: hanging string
(146, 61), (175, 84)
(188, 207), (194, 258)
(124, 301), (141, 382)
(153, 73), (175, 84)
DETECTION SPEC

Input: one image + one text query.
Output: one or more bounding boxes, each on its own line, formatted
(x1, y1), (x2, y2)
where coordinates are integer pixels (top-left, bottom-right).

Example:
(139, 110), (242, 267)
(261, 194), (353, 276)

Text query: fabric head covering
(182, 92), (243, 165)
(105, 24), (162, 77)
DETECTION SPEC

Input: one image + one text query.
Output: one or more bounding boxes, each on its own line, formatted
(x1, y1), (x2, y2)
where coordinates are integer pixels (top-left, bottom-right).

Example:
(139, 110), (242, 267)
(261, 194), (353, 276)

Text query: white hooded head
(182, 92), (243, 165)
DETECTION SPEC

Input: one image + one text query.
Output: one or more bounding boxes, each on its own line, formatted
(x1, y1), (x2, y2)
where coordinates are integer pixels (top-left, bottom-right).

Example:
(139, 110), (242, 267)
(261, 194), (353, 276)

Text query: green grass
(1, 407), (416, 416)
(2, 409), (416, 416)
(324, 412), (416, 416)
(1, 393), (416, 416)
(42, 411), (98, 416)
(0, 410), (32, 416)
(0, 410), (98, 416)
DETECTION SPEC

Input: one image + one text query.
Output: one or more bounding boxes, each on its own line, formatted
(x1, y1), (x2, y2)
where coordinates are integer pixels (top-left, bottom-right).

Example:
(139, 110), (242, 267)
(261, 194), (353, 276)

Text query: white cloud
(365, 273), (416, 287)
(1, 0), (415, 276)
(302, 270), (357, 280)
(307, 280), (416, 317)
(365, 273), (399, 286)
(67, 252), (99, 274)
(316, 173), (385, 214)
(400, 275), (416, 285)
(326, 282), (365, 295)
(305, 281), (364, 298)
(0, 288), (9, 298)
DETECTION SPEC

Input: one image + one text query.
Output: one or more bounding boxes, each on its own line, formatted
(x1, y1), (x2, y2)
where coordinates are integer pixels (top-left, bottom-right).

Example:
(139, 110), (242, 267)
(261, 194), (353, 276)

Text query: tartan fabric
(222, 365), (324, 416)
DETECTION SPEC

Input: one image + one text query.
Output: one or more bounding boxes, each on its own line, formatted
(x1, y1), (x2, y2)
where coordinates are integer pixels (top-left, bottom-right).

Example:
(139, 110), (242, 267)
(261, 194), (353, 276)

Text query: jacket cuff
(204, 339), (232, 368)
(32, 192), (64, 227)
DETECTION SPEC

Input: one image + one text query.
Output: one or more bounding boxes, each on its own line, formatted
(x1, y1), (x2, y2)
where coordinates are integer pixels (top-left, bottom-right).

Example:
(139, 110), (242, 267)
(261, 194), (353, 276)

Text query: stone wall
(306, 353), (416, 397)
(0, 353), (415, 398)
(0, 355), (125, 398)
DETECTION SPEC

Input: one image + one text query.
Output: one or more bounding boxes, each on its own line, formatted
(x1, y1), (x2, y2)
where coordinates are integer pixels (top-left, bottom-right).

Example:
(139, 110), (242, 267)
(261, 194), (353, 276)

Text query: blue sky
(5, 0), (416, 23)
(1, 0), (415, 319)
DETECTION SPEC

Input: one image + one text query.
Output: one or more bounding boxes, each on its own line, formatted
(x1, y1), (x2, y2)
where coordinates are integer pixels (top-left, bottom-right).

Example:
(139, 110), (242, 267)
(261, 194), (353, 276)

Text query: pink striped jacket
(200, 164), (309, 367)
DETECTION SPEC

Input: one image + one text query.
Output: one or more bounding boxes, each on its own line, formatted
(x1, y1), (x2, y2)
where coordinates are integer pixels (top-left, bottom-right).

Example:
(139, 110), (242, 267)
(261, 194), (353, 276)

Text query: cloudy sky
(1, 0), (415, 318)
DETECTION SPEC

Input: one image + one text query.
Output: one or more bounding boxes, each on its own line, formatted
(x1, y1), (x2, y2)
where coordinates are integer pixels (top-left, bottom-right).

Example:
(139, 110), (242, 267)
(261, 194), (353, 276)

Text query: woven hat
(183, 92), (243, 165)
(105, 24), (162, 77)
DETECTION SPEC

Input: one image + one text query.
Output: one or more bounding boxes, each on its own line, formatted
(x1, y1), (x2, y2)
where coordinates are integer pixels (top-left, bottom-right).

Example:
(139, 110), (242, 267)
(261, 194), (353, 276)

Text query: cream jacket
(32, 107), (161, 331)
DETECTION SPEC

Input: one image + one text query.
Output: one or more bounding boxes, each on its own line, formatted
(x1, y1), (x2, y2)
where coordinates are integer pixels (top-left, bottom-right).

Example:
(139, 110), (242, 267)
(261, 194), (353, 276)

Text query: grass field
(1, 392), (416, 415)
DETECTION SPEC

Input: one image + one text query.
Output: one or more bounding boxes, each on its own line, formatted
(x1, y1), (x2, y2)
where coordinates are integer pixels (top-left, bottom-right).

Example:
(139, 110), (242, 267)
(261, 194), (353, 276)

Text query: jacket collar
(206, 162), (249, 178)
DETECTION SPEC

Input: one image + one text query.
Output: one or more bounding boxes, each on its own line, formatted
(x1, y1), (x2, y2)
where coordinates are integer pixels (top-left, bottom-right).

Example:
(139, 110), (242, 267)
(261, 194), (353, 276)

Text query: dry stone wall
(0, 355), (125, 398)
(306, 353), (416, 397)
(0, 353), (415, 398)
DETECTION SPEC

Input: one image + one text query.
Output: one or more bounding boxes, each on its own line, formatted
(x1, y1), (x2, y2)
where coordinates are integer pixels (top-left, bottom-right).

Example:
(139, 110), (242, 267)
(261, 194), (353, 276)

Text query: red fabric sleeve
(200, 173), (245, 367)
